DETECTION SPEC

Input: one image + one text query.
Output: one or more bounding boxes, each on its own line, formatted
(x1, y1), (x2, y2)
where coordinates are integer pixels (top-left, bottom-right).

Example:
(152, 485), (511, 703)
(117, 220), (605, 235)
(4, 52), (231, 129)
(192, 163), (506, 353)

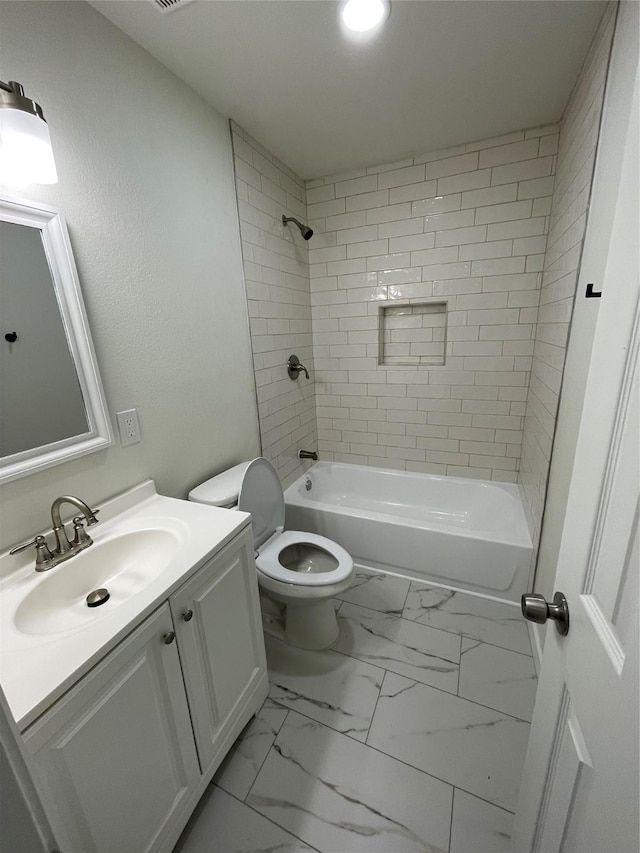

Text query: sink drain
(86, 588), (110, 608)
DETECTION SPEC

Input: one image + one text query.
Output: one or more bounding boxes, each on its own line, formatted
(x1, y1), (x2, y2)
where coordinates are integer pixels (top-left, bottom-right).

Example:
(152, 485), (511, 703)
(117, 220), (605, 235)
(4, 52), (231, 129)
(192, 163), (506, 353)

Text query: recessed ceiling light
(341, 0), (390, 33)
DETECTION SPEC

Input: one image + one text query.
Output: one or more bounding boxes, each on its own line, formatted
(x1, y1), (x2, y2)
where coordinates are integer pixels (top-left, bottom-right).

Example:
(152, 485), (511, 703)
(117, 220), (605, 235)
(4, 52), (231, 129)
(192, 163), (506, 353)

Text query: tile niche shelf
(378, 301), (448, 367)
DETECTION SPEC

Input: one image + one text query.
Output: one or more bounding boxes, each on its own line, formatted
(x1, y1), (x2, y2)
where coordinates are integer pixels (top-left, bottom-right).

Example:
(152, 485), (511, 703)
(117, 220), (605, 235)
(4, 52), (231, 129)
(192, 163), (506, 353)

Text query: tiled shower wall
(306, 129), (559, 481)
(231, 122), (317, 487)
(518, 4), (616, 549)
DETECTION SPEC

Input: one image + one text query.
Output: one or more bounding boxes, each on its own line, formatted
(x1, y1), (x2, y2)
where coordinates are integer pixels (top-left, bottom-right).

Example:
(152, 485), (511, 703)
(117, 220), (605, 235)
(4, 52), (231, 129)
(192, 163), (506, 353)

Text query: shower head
(282, 215), (313, 241)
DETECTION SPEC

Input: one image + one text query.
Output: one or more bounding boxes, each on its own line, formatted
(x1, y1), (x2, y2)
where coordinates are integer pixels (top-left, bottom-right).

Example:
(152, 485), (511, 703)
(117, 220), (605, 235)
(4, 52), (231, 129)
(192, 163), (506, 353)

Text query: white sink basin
(14, 529), (179, 636)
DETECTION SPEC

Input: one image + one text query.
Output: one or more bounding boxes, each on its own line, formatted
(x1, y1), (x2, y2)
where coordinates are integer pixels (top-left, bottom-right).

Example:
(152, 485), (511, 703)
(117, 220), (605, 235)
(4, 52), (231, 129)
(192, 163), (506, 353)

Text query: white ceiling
(90, 0), (607, 180)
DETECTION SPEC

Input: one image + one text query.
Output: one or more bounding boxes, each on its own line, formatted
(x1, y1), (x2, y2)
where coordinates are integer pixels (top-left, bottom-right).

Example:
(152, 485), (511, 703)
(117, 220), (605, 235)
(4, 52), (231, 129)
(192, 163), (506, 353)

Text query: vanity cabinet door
(170, 526), (268, 774)
(23, 603), (200, 853)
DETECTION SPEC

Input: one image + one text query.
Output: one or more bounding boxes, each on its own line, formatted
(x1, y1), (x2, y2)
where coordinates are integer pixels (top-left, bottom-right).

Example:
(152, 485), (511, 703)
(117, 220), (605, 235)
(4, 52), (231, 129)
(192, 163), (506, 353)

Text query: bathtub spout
(299, 449), (318, 461)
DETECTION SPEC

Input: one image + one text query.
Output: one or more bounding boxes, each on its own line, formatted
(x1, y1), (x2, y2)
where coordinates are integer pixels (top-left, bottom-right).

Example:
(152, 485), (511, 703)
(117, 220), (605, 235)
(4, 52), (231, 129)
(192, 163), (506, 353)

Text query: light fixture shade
(0, 106), (58, 185)
(341, 0), (390, 33)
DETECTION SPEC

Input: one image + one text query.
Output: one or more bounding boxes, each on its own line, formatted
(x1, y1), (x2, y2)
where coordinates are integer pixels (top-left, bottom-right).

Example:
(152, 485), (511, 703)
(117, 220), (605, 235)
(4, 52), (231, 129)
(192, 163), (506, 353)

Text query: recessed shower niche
(378, 301), (448, 367)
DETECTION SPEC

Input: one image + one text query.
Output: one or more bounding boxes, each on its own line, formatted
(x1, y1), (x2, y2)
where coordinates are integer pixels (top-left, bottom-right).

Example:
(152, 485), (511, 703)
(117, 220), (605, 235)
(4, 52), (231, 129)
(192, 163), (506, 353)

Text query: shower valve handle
(287, 354), (309, 380)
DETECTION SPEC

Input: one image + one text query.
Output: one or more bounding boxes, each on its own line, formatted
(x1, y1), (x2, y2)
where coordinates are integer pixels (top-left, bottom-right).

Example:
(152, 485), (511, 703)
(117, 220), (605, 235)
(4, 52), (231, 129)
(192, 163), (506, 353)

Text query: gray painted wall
(0, 1), (260, 551)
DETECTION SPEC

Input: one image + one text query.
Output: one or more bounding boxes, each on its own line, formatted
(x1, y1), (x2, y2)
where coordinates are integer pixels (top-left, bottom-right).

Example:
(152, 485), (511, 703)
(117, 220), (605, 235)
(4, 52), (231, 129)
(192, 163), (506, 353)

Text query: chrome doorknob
(521, 591), (570, 636)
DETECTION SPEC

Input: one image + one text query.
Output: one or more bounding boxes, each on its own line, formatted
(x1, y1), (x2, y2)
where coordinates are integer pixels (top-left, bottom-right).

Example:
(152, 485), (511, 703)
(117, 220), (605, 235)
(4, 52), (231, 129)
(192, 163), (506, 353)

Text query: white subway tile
(324, 211), (367, 231)
(308, 245), (346, 265)
(455, 293), (508, 311)
(460, 240), (513, 262)
(487, 217), (545, 241)
(422, 262), (471, 281)
(410, 246), (458, 266)
(471, 257), (525, 276)
(336, 224), (378, 244)
(388, 232), (436, 253)
(475, 200), (533, 226)
(425, 151), (479, 180)
(437, 169), (491, 196)
(327, 258), (367, 276)
(532, 197), (553, 217)
(337, 271), (379, 289)
(491, 156), (553, 186)
(480, 324), (533, 340)
(335, 174), (378, 197)
(433, 278), (482, 296)
(518, 176), (555, 199)
(412, 194), (462, 217)
(366, 252), (411, 272)
(378, 164), (427, 189)
(513, 236), (547, 255)
(389, 180), (438, 204)
(479, 139), (539, 168)
(377, 267), (424, 286)
(378, 218), (425, 239)
(435, 225), (487, 248)
(307, 183), (335, 204)
(538, 134), (560, 156)
(462, 184), (518, 209)
(423, 208), (475, 233)
(525, 255), (545, 272)
(308, 198), (346, 219)
(366, 203), (413, 224)
(347, 239), (390, 259)
(346, 189), (390, 212)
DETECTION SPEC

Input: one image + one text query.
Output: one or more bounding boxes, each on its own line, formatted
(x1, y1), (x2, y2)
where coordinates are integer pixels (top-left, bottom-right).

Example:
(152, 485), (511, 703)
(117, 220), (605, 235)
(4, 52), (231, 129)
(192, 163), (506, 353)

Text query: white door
(512, 26), (639, 853)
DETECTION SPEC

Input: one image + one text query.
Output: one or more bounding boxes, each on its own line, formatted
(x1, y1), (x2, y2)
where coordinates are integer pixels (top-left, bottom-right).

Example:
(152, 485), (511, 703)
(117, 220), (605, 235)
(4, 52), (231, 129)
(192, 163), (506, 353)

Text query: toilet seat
(256, 530), (353, 587)
(238, 457), (353, 588)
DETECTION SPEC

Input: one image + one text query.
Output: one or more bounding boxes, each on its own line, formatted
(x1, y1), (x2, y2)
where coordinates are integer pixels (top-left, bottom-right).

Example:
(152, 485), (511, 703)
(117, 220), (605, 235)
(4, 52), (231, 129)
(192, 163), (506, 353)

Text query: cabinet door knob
(163, 631), (176, 645)
(182, 609), (193, 622)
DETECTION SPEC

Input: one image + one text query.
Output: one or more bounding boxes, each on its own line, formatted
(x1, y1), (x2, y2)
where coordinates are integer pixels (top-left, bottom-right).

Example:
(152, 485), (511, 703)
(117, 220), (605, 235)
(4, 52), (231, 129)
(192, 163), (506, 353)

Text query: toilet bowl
(188, 457), (354, 650)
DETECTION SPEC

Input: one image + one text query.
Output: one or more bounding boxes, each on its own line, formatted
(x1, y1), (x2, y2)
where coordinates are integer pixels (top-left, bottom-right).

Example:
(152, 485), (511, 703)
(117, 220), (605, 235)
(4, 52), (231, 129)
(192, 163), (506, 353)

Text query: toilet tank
(188, 461), (251, 508)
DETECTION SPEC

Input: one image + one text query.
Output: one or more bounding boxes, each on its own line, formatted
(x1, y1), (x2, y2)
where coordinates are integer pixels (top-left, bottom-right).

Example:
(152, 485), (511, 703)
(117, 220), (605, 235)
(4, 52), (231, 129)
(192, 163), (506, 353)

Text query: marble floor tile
(403, 584), (532, 655)
(449, 789), (513, 853)
(458, 638), (538, 722)
(174, 785), (315, 853)
(265, 635), (383, 741)
(336, 569), (411, 615)
(247, 710), (453, 853)
(334, 602), (460, 694)
(367, 672), (530, 811)
(214, 698), (289, 800)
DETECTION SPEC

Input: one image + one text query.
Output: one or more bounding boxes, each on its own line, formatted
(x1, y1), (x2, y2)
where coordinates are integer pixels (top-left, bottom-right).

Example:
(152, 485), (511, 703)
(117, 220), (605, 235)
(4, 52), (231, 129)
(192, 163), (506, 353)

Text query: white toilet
(188, 457), (354, 650)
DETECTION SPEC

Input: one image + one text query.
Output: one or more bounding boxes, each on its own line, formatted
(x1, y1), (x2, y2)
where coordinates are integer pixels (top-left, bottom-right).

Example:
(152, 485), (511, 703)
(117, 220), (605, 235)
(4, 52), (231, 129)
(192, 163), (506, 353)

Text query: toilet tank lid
(188, 461), (251, 507)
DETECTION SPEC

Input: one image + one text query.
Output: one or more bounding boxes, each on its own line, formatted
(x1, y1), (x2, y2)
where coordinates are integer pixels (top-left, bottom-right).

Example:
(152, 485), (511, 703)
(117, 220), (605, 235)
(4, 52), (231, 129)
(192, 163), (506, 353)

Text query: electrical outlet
(116, 409), (141, 447)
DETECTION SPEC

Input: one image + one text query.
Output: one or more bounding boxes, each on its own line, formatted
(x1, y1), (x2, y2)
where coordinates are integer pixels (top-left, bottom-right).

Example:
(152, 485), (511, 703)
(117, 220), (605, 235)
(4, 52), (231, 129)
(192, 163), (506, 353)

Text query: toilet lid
(238, 457), (285, 549)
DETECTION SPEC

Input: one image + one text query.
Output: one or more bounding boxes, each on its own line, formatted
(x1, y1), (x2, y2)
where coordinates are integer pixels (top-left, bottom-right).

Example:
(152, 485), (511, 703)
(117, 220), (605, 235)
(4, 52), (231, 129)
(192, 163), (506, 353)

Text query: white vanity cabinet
(22, 526), (268, 853)
(169, 526), (267, 775)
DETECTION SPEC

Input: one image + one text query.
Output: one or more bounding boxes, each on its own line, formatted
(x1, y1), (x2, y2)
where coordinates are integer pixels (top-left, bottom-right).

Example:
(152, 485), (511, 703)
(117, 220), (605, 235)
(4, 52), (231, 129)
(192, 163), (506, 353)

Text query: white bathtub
(284, 462), (533, 603)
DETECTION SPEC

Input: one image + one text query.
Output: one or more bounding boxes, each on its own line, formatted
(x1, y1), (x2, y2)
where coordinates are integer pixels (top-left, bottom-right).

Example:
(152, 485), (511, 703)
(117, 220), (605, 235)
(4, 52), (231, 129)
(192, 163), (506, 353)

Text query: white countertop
(0, 480), (251, 730)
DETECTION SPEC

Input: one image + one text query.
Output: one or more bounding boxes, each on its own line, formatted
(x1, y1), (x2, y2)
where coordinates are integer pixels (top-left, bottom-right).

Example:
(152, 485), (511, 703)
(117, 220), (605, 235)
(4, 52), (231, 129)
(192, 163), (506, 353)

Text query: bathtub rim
(284, 460), (533, 551)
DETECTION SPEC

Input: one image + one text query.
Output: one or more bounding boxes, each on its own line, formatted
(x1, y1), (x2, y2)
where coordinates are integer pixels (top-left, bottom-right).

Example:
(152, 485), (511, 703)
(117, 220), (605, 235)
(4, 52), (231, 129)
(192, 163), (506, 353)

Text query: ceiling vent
(149, 0), (195, 14)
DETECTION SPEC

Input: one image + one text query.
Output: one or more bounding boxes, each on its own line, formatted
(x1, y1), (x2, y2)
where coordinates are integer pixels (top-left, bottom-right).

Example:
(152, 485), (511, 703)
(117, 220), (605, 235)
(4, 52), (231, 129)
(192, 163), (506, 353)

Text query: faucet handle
(10, 535), (55, 570)
(71, 517), (93, 547)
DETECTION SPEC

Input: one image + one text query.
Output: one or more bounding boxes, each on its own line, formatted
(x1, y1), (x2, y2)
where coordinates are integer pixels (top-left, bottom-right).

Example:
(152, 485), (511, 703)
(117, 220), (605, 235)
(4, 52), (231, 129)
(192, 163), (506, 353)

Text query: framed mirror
(0, 196), (113, 482)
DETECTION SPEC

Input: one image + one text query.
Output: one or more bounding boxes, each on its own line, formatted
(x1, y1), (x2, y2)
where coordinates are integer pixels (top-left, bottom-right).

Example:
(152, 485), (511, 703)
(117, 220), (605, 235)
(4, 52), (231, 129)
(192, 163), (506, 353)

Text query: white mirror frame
(0, 195), (113, 483)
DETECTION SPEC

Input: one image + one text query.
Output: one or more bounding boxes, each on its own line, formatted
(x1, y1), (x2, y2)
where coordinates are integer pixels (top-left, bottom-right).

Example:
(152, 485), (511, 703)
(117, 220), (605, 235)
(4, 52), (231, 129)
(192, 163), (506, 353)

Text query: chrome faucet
(10, 495), (99, 572)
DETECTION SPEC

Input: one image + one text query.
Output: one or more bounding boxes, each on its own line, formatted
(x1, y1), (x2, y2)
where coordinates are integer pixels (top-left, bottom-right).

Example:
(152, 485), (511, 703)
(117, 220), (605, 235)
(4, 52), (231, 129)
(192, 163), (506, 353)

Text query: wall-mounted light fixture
(0, 81), (58, 185)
